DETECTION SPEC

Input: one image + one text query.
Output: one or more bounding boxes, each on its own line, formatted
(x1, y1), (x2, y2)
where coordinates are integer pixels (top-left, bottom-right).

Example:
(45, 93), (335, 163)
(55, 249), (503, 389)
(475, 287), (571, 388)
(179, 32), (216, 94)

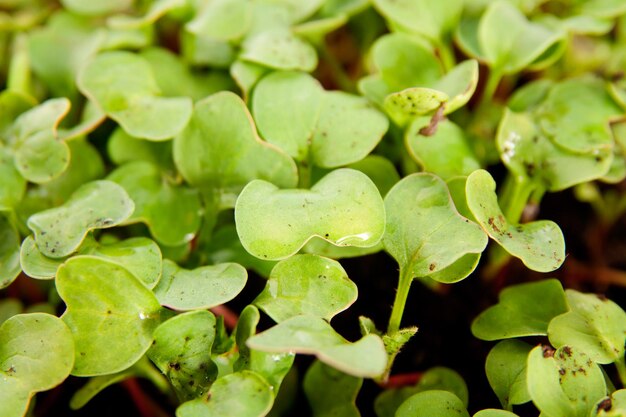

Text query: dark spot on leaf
(542, 345), (555, 358)
(558, 368), (566, 375)
(562, 346), (572, 357)
(169, 362), (181, 371)
(429, 263), (435, 271)
(597, 397), (612, 412)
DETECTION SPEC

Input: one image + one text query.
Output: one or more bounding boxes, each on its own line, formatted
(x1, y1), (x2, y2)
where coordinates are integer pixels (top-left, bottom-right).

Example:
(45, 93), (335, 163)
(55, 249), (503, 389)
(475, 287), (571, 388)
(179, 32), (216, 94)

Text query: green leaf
(372, 0), (463, 42)
(0, 147), (25, 210)
(108, 161), (202, 246)
(187, 0), (252, 41)
(497, 109), (614, 192)
(304, 361), (362, 417)
(466, 169), (565, 272)
(27, 180), (135, 258)
(375, 367), (469, 417)
(235, 168), (385, 260)
(78, 51), (192, 141)
(11, 98), (71, 184)
(234, 305), (295, 391)
(230, 60), (269, 98)
(254, 254), (358, 322)
(0, 214), (21, 289)
(0, 299), (22, 325)
(471, 279), (568, 340)
(181, 30), (236, 68)
(148, 310), (218, 401)
(246, 315), (387, 378)
(581, 0), (626, 18)
(153, 259), (247, 311)
(473, 411), (520, 417)
(384, 88), (448, 124)
(0, 90), (35, 139)
(173, 91), (297, 203)
(259, 0), (325, 23)
(241, 29), (317, 72)
(61, 0), (133, 16)
(176, 371), (274, 417)
(591, 390), (626, 416)
(548, 290), (626, 364)
(21, 235), (162, 288)
(107, 127), (174, 170)
(396, 390), (469, 417)
(405, 119), (480, 180)
(485, 340), (532, 409)
(535, 78), (621, 154)
(28, 11), (104, 100)
(56, 257), (163, 376)
(477, 1), (565, 73)
(70, 368), (136, 409)
(108, 0), (185, 29)
(383, 173), (487, 281)
(141, 47), (235, 102)
(0, 313), (74, 417)
(527, 345), (606, 417)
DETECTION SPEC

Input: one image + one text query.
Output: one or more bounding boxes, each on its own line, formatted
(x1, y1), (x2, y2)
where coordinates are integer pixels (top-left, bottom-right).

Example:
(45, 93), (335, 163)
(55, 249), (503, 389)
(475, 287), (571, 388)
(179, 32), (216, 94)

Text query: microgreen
(2, 1), (626, 416)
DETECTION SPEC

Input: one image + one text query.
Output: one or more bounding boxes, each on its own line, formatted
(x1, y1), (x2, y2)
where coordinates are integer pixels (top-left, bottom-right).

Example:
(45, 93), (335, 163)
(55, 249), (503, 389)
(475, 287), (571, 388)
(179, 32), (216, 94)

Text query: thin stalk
(498, 174), (536, 224)
(481, 68), (503, 107)
(616, 356), (626, 387)
(436, 39), (455, 72)
(7, 33), (31, 96)
(387, 267), (413, 335)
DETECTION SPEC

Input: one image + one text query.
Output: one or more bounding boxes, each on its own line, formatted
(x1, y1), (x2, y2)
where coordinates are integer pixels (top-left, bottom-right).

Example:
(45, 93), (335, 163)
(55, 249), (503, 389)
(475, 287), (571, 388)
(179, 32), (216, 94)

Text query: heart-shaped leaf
(56, 256), (163, 376)
(21, 235), (162, 288)
(234, 305), (295, 391)
(187, 0), (252, 41)
(473, 1), (565, 74)
(372, 0), (463, 42)
(0, 313), (74, 417)
(153, 259), (247, 310)
(108, 161), (202, 246)
(375, 367), (469, 417)
(173, 91), (297, 205)
(497, 109), (614, 192)
(0, 215), (20, 289)
(471, 279), (568, 340)
(485, 340), (532, 409)
(176, 371), (274, 417)
(548, 289), (626, 364)
(254, 254), (358, 322)
(78, 51), (192, 141)
(246, 315), (387, 378)
(466, 169), (565, 272)
(405, 118), (480, 180)
(235, 168), (385, 260)
(147, 310), (218, 401)
(241, 29), (317, 72)
(304, 361), (362, 417)
(527, 345), (606, 417)
(27, 180), (135, 258)
(11, 98), (71, 184)
(383, 173), (487, 281)
(253, 71), (389, 167)
(107, 127), (174, 170)
(396, 390), (469, 417)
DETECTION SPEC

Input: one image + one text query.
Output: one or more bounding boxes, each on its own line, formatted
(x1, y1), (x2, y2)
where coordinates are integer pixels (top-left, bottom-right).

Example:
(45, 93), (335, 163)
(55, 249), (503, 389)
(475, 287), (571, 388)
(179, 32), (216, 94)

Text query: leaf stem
(436, 39), (455, 72)
(387, 267), (413, 335)
(7, 33), (32, 96)
(481, 68), (503, 106)
(499, 174), (536, 224)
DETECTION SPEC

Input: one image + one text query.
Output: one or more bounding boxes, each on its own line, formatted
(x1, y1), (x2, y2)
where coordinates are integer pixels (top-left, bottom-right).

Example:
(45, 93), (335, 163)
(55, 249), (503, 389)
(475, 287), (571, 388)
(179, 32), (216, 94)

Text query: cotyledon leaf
(473, 411), (520, 417)
(20, 234), (162, 288)
(527, 345), (606, 417)
(0, 313), (74, 417)
(0, 147), (26, 210)
(246, 315), (387, 378)
(235, 168), (385, 260)
(591, 390), (626, 416)
(485, 340), (532, 409)
(497, 109), (614, 192)
(395, 390), (470, 417)
(240, 29), (318, 72)
(548, 289), (626, 364)
(253, 254), (358, 323)
(11, 98), (71, 184)
(0, 215), (20, 289)
(253, 71), (388, 166)
(176, 371), (274, 417)
(27, 180), (135, 258)
(147, 310), (218, 401)
(186, 0), (252, 41)
(304, 360), (362, 417)
(383, 173), (487, 280)
(56, 256), (163, 376)
(153, 259), (247, 310)
(78, 50), (192, 141)
(108, 161), (202, 246)
(471, 279), (569, 341)
(107, 0), (186, 29)
(61, 0), (133, 16)
(173, 91), (297, 205)
(466, 169), (565, 272)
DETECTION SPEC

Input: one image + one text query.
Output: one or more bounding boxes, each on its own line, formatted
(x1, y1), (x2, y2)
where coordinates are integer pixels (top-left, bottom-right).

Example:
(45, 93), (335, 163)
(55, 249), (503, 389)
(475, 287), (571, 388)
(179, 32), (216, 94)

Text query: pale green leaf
(304, 361), (362, 417)
(485, 340), (532, 409)
(61, 0), (133, 16)
(187, 0), (252, 41)
(396, 390), (469, 417)
(241, 29), (317, 72)
(0, 215), (20, 289)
